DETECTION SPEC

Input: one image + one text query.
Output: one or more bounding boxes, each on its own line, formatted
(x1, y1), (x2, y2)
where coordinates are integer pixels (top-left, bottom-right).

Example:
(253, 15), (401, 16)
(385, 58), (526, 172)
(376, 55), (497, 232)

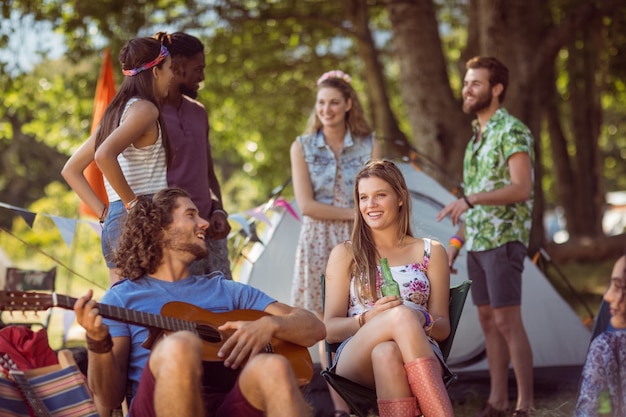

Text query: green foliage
(0, 51), (97, 231)
(1, 0), (626, 274)
(196, 1), (366, 209)
(0, 181), (109, 292)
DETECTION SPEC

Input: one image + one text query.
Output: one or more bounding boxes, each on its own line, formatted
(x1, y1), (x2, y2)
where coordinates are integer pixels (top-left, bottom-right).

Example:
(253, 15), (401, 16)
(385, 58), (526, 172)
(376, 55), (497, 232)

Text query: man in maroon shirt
(156, 31), (232, 279)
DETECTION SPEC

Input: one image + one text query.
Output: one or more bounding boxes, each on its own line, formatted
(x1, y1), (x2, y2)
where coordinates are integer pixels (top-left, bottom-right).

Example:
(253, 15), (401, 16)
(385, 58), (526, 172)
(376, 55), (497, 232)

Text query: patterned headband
(317, 70), (352, 86)
(122, 44), (170, 76)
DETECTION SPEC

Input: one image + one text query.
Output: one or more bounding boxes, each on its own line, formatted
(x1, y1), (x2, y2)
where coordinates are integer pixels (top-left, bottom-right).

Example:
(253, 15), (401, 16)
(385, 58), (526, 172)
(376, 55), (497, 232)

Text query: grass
(451, 390), (578, 417)
(350, 388), (578, 416)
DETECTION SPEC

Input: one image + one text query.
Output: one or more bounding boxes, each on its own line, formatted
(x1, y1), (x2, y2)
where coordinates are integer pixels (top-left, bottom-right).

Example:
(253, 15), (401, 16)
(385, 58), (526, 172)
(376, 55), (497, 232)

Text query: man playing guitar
(73, 187), (326, 417)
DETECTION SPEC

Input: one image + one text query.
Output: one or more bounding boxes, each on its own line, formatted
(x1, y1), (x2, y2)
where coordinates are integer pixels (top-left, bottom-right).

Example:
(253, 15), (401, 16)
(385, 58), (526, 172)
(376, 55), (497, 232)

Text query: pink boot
(377, 397), (420, 417)
(404, 356), (454, 417)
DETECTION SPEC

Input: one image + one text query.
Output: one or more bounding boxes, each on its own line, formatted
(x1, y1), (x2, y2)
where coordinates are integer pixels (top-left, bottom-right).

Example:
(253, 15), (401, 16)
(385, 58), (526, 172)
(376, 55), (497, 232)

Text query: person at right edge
(155, 31), (232, 279)
(437, 56), (534, 417)
(574, 253), (626, 417)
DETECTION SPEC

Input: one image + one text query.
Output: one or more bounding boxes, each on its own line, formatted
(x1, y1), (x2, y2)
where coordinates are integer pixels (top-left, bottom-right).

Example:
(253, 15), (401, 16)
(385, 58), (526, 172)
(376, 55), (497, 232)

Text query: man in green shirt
(437, 56), (534, 417)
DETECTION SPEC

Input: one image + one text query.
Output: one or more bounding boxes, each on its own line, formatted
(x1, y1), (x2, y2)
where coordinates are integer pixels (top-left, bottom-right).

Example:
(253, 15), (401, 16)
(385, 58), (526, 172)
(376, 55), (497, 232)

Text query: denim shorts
(100, 200), (126, 268)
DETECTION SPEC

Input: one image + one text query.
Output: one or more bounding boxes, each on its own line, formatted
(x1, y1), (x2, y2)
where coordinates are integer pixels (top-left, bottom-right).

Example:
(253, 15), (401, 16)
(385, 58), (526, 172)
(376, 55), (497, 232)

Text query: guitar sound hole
(196, 324), (222, 343)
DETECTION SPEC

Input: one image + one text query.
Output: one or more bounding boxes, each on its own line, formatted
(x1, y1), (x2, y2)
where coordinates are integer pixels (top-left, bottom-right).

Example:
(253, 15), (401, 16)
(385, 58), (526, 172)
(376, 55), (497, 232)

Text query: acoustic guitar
(0, 291), (314, 385)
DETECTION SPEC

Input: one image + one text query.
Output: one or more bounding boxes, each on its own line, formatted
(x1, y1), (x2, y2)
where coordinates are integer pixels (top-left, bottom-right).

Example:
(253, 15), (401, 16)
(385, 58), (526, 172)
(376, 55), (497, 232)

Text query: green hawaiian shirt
(463, 108), (534, 252)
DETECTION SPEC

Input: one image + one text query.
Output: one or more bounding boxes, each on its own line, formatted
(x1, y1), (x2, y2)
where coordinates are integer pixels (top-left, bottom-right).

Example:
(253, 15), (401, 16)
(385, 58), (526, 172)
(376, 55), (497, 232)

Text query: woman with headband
(63, 37), (174, 285)
(289, 69), (379, 416)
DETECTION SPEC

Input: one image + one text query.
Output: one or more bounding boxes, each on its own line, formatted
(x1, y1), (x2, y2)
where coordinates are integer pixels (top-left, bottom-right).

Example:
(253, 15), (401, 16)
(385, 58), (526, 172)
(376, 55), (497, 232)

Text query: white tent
(0, 247), (13, 291)
(236, 162), (591, 372)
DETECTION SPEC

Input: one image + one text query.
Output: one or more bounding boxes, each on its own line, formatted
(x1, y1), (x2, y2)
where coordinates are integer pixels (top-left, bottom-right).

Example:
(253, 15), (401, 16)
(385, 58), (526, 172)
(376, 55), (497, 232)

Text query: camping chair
(1, 267), (57, 330)
(320, 275), (472, 417)
(0, 347), (98, 417)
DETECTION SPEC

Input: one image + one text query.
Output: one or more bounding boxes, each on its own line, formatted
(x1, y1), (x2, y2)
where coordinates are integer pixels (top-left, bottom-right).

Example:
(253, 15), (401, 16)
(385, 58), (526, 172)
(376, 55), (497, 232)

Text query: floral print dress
(291, 167), (352, 314)
(348, 239), (432, 318)
(574, 329), (626, 416)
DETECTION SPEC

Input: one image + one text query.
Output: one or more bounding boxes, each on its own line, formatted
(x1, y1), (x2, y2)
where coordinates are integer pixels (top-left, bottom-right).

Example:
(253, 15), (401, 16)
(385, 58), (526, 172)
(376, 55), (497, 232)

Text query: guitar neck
(54, 294), (195, 334)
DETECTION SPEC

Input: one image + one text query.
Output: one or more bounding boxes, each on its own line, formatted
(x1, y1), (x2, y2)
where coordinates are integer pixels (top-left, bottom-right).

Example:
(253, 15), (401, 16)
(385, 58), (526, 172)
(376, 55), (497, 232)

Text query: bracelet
(212, 209), (228, 218)
(422, 312), (434, 335)
(125, 196), (139, 211)
(358, 311), (367, 328)
(463, 195), (474, 209)
(99, 205), (108, 225)
(86, 333), (113, 354)
(449, 235), (464, 250)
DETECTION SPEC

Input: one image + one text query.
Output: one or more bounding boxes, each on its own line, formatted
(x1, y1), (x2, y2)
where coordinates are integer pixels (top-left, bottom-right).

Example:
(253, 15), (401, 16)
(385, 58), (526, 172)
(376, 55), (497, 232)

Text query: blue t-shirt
(101, 275), (276, 396)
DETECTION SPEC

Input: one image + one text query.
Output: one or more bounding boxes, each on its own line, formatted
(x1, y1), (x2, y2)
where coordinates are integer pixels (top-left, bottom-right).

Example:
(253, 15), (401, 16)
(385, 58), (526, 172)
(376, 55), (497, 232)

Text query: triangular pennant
(245, 206), (271, 226)
(87, 221), (103, 238)
(0, 202), (37, 228)
(17, 209), (37, 228)
(228, 213), (251, 237)
(273, 197), (300, 221)
(50, 215), (78, 248)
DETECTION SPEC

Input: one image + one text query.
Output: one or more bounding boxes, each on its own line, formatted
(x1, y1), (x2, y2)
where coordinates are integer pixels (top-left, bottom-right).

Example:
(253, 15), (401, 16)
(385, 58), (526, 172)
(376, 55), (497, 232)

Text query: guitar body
(158, 302), (314, 385)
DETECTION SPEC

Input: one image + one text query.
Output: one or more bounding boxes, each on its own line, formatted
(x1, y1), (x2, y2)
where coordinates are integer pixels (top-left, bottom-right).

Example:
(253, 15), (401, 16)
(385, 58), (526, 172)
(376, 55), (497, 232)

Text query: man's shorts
(128, 364), (264, 417)
(467, 241), (527, 308)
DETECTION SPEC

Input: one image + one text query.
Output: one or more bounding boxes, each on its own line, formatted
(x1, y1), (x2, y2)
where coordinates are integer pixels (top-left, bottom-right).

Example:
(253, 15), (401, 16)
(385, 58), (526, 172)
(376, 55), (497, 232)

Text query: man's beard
(164, 230), (208, 261)
(463, 89), (492, 114)
(177, 242), (208, 261)
(180, 84), (198, 99)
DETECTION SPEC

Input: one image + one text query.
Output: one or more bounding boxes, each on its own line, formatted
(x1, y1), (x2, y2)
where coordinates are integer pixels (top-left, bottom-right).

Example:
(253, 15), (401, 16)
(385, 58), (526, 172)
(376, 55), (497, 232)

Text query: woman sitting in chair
(324, 160), (454, 417)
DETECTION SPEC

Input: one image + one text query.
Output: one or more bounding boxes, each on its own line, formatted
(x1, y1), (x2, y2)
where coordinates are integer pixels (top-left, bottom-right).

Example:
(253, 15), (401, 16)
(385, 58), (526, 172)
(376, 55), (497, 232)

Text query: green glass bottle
(598, 390), (612, 417)
(380, 258), (401, 297)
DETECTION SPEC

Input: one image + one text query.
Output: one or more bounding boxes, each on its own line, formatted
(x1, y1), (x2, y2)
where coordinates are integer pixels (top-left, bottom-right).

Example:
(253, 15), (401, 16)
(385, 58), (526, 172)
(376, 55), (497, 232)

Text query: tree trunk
(566, 18), (605, 237)
(343, 0), (411, 158)
(545, 70), (579, 235)
(384, 0), (471, 191)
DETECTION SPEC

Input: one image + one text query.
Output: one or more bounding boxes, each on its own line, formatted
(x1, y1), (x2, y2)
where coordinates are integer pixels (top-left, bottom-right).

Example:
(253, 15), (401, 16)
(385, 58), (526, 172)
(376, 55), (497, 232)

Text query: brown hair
(304, 77), (373, 138)
(466, 56), (509, 102)
(351, 160), (412, 303)
(114, 188), (190, 280)
(95, 37), (171, 165)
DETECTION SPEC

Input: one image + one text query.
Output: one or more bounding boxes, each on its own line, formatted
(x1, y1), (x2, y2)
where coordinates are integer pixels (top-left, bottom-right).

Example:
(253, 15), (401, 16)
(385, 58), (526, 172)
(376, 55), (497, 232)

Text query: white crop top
(103, 98), (168, 202)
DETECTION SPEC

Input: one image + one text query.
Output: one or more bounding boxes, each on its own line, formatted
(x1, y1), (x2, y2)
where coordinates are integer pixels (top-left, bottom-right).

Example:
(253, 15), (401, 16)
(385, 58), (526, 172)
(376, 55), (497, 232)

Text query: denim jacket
(297, 130), (374, 206)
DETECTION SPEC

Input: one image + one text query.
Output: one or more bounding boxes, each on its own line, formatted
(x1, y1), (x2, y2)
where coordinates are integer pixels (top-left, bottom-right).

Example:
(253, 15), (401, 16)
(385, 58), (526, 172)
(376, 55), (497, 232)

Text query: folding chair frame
(320, 276), (472, 417)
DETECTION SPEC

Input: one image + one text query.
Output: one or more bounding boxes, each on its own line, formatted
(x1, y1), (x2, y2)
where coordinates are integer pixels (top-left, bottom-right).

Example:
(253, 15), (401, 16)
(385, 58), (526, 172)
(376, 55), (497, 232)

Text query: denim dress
(290, 130), (373, 314)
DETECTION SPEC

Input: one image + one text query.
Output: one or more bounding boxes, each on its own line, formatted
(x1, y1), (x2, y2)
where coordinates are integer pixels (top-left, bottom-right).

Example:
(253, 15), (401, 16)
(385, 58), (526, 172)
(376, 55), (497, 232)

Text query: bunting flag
(0, 194), (298, 252)
(228, 213), (251, 238)
(49, 216), (78, 248)
(0, 202), (99, 245)
(273, 197), (300, 221)
(245, 206), (272, 226)
(79, 48), (116, 218)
